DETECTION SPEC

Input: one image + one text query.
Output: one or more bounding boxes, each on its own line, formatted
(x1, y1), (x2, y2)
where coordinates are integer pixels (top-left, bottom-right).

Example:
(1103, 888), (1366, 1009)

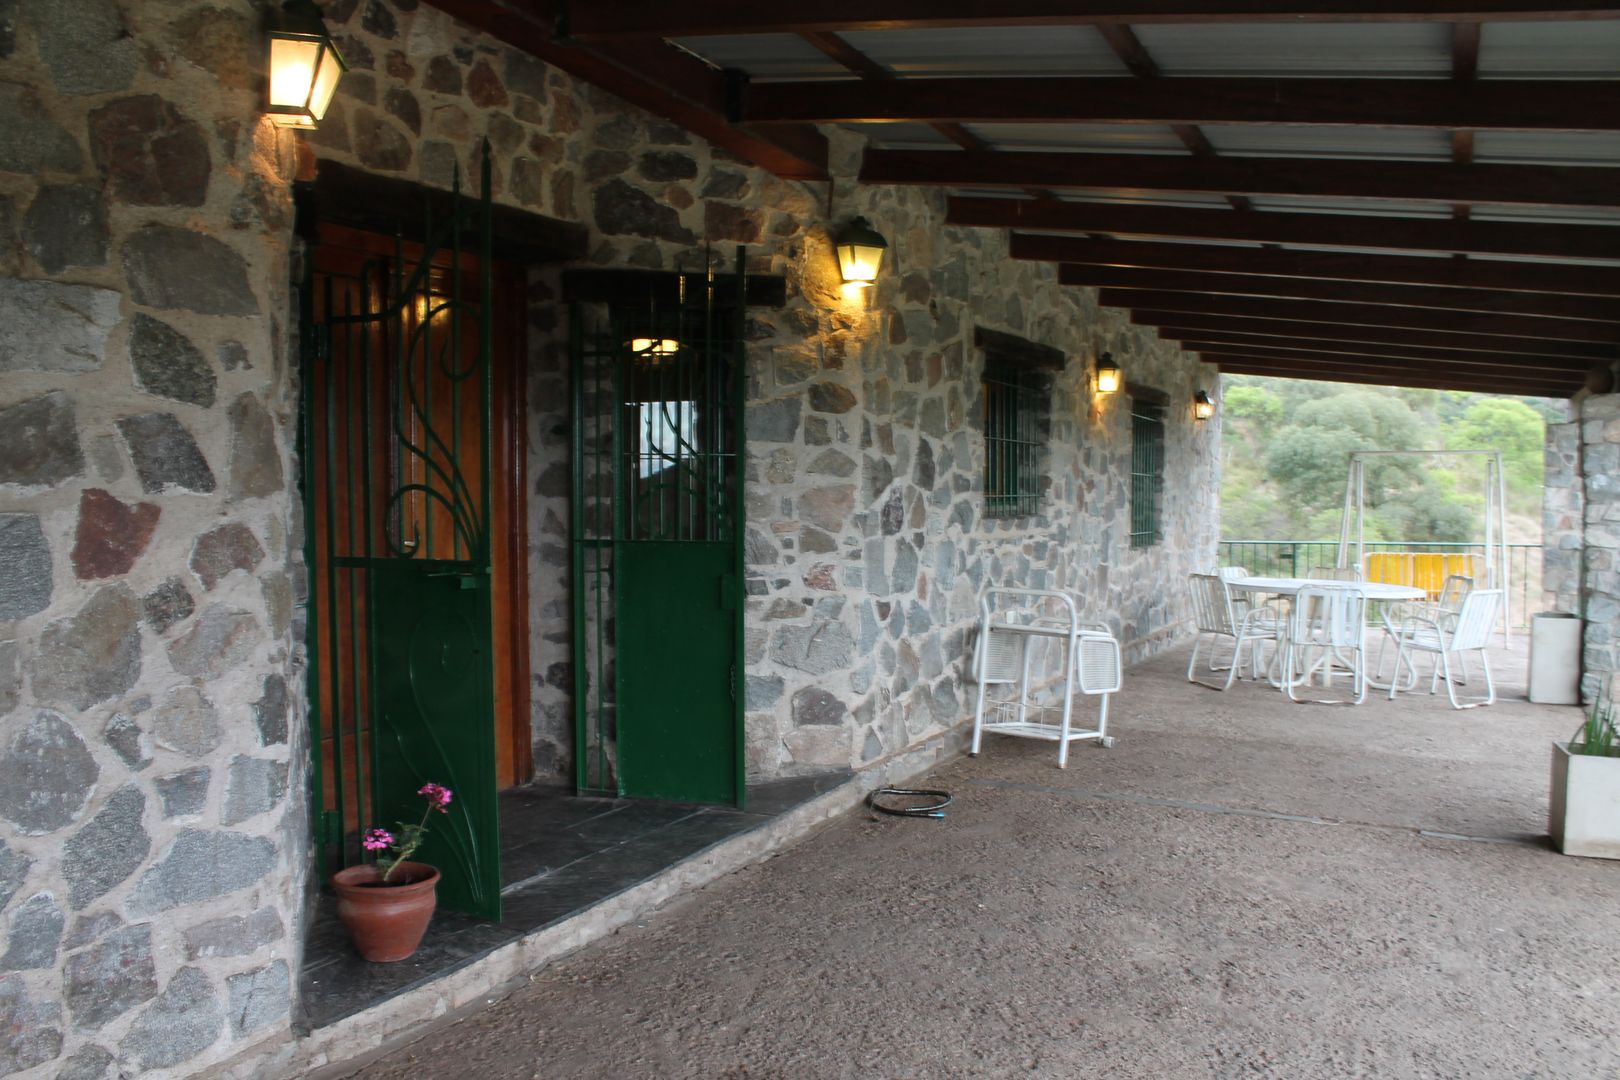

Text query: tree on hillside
(1446, 397), (1546, 492)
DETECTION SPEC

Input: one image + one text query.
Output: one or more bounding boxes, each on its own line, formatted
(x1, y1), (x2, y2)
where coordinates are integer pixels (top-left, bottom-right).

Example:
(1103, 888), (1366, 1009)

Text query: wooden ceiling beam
(419, 0), (828, 179)
(1098, 289), (1620, 342)
(562, 3), (1620, 39)
(1170, 338), (1590, 372)
(1203, 351), (1580, 385)
(1009, 234), (1620, 296)
(1210, 357), (1580, 396)
(1134, 312), (1620, 360)
(1060, 264), (1620, 321)
(1160, 334), (1594, 370)
(865, 149), (1620, 209)
(949, 197), (1620, 260)
(748, 77), (1620, 132)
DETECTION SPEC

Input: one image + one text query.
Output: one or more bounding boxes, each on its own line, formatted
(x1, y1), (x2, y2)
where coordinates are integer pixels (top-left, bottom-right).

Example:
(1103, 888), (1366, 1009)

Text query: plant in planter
(1550, 680), (1620, 858)
(332, 783), (453, 961)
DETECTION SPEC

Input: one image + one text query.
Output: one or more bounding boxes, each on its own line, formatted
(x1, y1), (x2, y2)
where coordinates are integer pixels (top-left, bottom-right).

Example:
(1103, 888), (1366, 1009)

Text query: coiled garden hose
(868, 787), (953, 819)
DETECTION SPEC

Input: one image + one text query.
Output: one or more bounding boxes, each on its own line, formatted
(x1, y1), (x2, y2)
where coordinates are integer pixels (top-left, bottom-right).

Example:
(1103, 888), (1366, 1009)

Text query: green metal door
(570, 253), (747, 805)
(301, 154), (503, 918)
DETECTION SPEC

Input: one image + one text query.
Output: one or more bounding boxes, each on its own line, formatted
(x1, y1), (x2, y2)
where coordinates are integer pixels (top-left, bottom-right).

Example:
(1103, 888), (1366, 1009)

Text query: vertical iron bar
(322, 276), (347, 861)
(345, 282), (368, 849)
(302, 256), (328, 868)
(569, 305), (589, 795)
(731, 245), (747, 806)
(610, 314), (625, 795)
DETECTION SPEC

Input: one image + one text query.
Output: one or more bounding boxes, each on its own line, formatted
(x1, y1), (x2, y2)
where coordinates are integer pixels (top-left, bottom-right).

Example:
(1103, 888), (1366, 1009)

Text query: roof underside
(424, 2), (1620, 398)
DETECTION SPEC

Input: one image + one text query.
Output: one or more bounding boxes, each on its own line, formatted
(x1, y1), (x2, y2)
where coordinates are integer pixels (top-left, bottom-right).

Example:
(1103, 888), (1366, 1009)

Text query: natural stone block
(639, 151), (697, 182)
(62, 910), (122, 951)
(770, 621), (854, 676)
(222, 756), (288, 825)
(22, 183), (107, 271)
(0, 641), (15, 717)
(0, 278), (116, 373)
(800, 485), (855, 533)
(746, 398), (801, 443)
(704, 202), (763, 244)
(792, 687), (847, 727)
(141, 577), (194, 634)
(0, 710), (98, 834)
(0, 975), (62, 1074)
(122, 225), (255, 315)
(183, 907), (284, 960)
(0, 514), (51, 619)
(127, 829), (275, 915)
(103, 713), (149, 770)
(0, 392), (84, 488)
(221, 392), (282, 501)
(744, 674), (783, 710)
(0, 842), (30, 913)
(262, 571), (293, 638)
(33, 585), (141, 711)
(119, 966), (221, 1070)
(71, 489), (160, 579)
(226, 959), (290, 1037)
(129, 313), (215, 406)
(809, 382), (857, 415)
(0, 893), (63, 970)
(504, 51), (548, 101)
(153, 687), (221, 759)
(62, 786), (149, 909)
(702, 169), (750, 200)
(55, 1045), (115, 1080)
(424, 55), (461, 94)
(172, 6), (255, 90)
(0, 83), (83, 173)
(190, 523), (265, 589)
(253, 673), (290, 746)
(64, 925), (156, 1028)
(353, 108), (412, 171)
(594, 179), (695, 244)
(88, 96), (210, 206)
(361, 0), (396, 36)
(117, 412), (216, 493)
(165, 606), (259, 679)
(24, 0), (136, 94)
(466, 58), (507, 107)
(155, 767), (209, 818)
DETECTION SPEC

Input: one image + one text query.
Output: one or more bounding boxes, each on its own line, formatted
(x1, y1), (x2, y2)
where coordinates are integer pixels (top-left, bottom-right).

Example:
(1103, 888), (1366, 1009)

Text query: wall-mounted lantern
(1094, 353), (1122, 395)
(267, 0), (347, 129)
(1193, 389), (1215, 421)
(834, 217), (887, 287)
(629, 337), (680, 365)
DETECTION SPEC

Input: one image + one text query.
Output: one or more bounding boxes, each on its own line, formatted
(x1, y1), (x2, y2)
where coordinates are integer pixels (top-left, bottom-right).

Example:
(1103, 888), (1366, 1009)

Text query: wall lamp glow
(629, 337), (680, 365)
(834, 216), (887, 287)
(1193, 389), (1215, 421)
(1094, 353), (1122, 395)
(267, 0), (347, 129)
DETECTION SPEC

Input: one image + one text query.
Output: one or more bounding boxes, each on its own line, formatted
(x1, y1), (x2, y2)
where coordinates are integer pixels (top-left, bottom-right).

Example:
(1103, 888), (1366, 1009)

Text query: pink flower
(418, 783), (453, 813)
(362, 828), (394, 851)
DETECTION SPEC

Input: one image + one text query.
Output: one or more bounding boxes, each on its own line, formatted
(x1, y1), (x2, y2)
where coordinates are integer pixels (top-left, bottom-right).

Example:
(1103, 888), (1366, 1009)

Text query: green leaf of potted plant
(332, 783), (452, 961)
(1550, 679), (1620, 858)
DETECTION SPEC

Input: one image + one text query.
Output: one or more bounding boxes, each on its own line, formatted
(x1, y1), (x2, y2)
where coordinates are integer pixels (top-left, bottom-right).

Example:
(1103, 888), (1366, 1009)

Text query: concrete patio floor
(343, 637), (1620, 1079)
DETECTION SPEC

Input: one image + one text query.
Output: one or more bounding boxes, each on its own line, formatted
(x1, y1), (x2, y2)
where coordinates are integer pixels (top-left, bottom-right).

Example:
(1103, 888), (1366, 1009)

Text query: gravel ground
(347, 639), (1620, 1080)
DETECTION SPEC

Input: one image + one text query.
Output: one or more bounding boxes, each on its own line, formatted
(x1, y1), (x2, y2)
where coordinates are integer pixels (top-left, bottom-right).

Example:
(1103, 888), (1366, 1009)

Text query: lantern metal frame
(1094, 353), (1122, 396)
(266, 0), (348, 129)
(834, 216), (888, 286)
(1193, 389), (1215, 420)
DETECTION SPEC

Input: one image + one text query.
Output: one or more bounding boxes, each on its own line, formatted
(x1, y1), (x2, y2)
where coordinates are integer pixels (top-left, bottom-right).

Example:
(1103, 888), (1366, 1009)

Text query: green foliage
(1220, 375), (1553, 542)
(1570, 678), (1619, 758)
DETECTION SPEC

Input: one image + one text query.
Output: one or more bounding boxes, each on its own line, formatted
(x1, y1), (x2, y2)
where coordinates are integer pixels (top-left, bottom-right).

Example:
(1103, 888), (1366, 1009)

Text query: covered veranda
(345, 638), (1613, 1079)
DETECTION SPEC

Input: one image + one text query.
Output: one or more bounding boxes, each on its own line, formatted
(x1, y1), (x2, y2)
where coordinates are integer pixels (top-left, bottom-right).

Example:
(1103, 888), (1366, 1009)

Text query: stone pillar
(1578, 395), (1620, 700)
(1542, 418), (1583, 616)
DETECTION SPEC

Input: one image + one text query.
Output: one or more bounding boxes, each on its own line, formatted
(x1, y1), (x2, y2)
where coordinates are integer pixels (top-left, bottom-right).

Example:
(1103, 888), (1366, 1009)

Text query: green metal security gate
(570, 253), (747, 805)
(301, 155), (502, 919)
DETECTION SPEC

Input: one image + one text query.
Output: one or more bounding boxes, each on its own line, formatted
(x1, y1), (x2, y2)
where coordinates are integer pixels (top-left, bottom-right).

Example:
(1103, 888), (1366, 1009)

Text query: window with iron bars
(982, 365), (1044, 518)
(1130, 399), (1165, 548)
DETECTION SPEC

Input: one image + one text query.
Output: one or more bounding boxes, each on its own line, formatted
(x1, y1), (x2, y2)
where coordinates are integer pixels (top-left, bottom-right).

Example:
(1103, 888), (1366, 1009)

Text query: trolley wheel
(969, 752), (978, 758)
(1098, 737), (1118, 749)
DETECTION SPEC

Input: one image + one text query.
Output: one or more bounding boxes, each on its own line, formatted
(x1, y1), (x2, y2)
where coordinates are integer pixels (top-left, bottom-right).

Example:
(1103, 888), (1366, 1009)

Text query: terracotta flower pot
(331, 861), (440, 962)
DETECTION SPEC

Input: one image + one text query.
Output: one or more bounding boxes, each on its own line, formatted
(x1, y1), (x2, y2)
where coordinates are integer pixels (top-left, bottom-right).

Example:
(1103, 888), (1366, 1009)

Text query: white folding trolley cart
(970, 588), (1122, 768)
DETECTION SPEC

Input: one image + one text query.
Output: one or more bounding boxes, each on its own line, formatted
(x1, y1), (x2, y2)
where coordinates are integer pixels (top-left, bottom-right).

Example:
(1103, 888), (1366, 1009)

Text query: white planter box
(1549, 742), (1620, 859)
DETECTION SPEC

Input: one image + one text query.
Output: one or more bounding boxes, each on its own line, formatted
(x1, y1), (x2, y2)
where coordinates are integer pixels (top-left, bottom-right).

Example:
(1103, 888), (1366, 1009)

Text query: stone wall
(1543, 418), (1583, 618)
(0, 1), (311, 1075)
(1575, 395), (1620, 700)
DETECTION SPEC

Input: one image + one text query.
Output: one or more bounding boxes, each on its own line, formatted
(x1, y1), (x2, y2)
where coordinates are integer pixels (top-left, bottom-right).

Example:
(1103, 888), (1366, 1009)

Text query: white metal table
(1225, 576), (1427, 693)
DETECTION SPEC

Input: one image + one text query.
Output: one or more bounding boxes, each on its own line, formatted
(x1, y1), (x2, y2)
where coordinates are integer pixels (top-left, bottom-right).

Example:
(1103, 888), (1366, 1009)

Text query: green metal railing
(1217, 540), (1542, 629)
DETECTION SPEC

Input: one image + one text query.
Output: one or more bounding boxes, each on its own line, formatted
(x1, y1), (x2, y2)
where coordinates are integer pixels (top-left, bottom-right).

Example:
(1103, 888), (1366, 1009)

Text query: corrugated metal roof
(1245, 196), (1454, 219)
(674, 34), (847, 80)
(964, 122), (1189, 154)
(1131, 23), (1453, 78)
(843, 122), (959, 149)
(1473, 131), (1620, 167)
(839, 26), (1130, 77)
(1202, 126), (1454, 161)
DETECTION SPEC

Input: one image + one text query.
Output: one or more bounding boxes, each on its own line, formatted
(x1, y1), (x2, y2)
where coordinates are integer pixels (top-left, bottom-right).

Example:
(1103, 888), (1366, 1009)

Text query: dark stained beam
(1211, 357), (1579, 396)
(1173, 339), (1590, 373)
(1008, 234), (1620, 297)
(949, 197), (1620, 260)
(796, 32), (989, 152)
(563, 2), (1620, 39)
(1161, 334), (1594, 371)
(1203, 350), (1581, 385)
(864, 150), (1620, 209)
(1060, 265), (1620, 321)
(748, 77), (1620, 132)
(1098, 290), (1620, 342)
(1134, 313), (1620, 361)
(420, 1), (827, 179)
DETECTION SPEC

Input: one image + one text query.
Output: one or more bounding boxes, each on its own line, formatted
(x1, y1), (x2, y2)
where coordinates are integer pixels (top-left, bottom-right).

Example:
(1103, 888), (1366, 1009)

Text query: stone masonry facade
(1556, 394), (1620, 701)
(0, 0), (1218, 1075)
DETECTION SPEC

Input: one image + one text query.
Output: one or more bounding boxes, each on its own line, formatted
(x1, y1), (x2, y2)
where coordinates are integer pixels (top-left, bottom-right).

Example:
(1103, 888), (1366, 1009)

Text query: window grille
(1130, 400), (1165, 548)
(983, 364), (1043, 518)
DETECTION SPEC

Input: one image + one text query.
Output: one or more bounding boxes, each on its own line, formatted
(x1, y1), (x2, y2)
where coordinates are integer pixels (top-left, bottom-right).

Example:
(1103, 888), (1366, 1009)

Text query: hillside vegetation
(1219, 376), (1563, 543)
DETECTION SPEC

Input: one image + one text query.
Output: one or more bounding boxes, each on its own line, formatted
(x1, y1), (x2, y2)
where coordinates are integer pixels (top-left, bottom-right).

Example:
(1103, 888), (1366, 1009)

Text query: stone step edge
(202, 724), (971, 1080)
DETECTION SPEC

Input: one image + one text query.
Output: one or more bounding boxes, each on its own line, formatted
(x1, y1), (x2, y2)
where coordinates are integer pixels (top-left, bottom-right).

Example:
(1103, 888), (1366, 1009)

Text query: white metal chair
(970, 588), (1121, 768)
(1281, 584), (1368, 705)
(1384, 588), (1502, 709)
(1186, 573), (1278, 691)
(1375, 573), (1475, 685)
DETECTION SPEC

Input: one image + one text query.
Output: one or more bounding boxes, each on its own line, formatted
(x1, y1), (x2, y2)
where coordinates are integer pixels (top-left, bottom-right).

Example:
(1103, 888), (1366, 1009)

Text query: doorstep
(206, 726), (967, 1080)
